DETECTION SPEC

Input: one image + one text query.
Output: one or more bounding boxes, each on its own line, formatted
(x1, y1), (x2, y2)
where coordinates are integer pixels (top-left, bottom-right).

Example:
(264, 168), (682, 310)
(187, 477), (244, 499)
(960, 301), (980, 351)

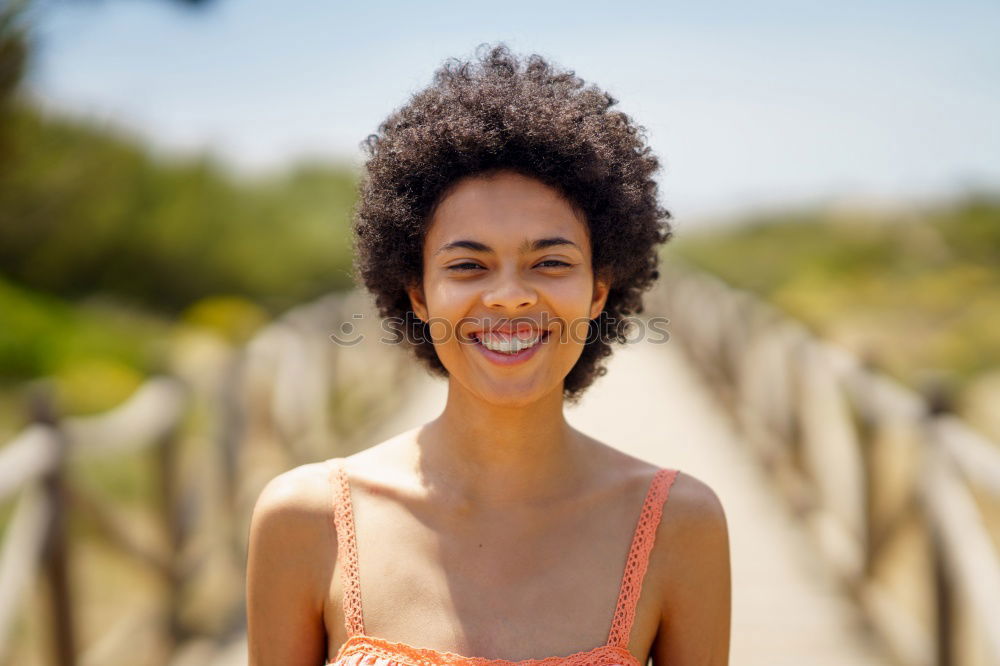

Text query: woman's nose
(482, 269), (538, 311)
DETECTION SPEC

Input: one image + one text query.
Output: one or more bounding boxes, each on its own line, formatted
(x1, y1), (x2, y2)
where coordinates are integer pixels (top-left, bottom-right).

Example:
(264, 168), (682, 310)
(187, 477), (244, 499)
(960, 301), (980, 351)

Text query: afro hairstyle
(351, 43), (672, 401)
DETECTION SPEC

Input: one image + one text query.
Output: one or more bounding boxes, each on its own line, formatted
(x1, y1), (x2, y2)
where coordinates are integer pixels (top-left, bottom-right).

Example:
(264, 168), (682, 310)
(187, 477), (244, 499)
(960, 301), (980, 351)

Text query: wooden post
(30, 386), (76, 666)
(156, 420), (185, 650)
(218, 351), (251, 637)
(924, 384), (953, 666)
(854, 356), (880, 583)
(930, 528), (953, 666)
(217, 351), (244, 540)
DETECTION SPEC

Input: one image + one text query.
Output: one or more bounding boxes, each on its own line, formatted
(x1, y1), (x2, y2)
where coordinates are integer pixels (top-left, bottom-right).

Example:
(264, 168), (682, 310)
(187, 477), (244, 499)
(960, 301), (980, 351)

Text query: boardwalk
(374, 340), (894, 666)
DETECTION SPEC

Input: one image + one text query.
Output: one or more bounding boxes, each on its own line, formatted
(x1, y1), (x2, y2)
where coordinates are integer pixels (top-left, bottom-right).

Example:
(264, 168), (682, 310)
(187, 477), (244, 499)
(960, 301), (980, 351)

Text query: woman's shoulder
(248, 461), (339, 566)
(576, 442), (729, 603)
(648, 468), (730, 597)
(252, 460), (336, 522)
(588, 437), (724, 530)
(658, 470), (727, 538)
(246, 461), (341, 635)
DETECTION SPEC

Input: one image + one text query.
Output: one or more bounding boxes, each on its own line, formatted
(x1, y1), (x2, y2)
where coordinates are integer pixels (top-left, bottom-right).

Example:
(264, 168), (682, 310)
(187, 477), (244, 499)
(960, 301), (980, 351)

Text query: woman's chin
(480, 388), (546, 409)
(457, 374), (561, 409)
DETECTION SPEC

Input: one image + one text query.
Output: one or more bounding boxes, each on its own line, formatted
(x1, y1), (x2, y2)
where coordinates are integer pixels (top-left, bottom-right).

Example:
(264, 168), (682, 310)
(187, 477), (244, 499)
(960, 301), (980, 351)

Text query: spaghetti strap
(328, 458), (365, 637)
(607, 468), (680, 649)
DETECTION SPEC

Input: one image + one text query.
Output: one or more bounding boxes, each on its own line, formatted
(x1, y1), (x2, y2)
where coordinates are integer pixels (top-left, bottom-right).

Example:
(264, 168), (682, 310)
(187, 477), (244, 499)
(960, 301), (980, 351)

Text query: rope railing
(648, 264), (1000, 666)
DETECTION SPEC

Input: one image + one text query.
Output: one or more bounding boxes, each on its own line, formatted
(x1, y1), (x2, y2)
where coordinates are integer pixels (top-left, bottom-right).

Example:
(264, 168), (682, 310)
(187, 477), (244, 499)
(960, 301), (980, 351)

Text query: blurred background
(0, 1), (998, 665)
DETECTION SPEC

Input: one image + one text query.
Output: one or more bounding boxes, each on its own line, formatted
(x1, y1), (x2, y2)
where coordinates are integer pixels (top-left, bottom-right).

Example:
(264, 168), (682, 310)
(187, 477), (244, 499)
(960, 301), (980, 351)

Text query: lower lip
(473, 332), (549, 366)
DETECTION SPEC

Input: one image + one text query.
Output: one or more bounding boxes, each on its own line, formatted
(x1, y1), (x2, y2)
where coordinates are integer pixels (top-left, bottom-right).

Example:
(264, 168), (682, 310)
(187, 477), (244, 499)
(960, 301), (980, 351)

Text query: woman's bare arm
(651, 473), (731, 665)
(247, 463), (335, 666)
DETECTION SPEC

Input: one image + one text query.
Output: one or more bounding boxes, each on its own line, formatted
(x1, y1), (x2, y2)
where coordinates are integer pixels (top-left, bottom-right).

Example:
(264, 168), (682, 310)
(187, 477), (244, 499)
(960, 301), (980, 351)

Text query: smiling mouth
(471, 330), (550, 355)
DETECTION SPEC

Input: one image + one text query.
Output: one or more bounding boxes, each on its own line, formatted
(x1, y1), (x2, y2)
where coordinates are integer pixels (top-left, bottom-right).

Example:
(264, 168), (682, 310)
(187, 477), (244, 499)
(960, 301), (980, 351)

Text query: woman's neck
(415, 379), (590, 506)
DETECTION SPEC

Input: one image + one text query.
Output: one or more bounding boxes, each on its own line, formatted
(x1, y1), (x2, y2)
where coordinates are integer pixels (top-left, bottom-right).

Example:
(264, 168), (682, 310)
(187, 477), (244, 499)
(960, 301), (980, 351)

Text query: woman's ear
(406, 282), (429, 323)
(589, 272), (611, 320)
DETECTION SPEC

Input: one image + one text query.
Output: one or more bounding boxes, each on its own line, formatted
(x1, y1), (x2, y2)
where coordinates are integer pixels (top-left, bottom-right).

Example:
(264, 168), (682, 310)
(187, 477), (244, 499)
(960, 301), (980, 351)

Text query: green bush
(671, 195), (1000, 396)
(0, 275), (168, 383)
(0, 105), (359, 313)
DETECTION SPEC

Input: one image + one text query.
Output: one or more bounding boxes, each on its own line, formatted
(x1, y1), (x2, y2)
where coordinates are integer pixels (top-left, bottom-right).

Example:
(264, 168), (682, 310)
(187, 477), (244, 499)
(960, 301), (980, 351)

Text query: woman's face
(407, 170), (609, 407)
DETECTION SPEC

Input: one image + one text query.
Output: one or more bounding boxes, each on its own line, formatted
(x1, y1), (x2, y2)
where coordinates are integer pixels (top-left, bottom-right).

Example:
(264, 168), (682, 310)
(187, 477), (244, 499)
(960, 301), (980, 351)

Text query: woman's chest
(324, 486), (646, 659)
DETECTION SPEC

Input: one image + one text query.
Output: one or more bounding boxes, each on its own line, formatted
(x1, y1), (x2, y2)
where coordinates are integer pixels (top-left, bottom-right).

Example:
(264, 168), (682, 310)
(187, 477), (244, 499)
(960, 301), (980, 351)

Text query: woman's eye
(536, 260), (572, 268)
(446, 262), (484, 271)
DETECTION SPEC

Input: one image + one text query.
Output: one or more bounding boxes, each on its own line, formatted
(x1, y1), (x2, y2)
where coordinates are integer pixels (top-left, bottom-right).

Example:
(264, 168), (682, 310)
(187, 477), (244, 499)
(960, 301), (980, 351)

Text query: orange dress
(325, 458), (680, 666)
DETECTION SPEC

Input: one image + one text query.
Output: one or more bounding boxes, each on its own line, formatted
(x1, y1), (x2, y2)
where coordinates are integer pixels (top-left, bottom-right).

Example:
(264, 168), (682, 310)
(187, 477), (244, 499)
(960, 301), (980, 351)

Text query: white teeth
(477, 332), (542, 354)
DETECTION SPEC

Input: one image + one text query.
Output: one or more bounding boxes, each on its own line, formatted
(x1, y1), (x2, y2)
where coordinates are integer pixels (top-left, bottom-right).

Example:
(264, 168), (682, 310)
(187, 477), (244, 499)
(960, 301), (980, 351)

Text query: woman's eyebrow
(435, 239), (491, 255)
(435, 237), (579, 256)
(520, 237), (579, 253)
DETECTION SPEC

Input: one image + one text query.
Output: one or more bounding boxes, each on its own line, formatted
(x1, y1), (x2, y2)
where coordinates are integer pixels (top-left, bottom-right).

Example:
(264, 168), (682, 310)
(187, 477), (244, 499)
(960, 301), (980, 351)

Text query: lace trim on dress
(333, 635), (640, 666)
(330, 459), (365, 637)
(607, 468), (679, 648)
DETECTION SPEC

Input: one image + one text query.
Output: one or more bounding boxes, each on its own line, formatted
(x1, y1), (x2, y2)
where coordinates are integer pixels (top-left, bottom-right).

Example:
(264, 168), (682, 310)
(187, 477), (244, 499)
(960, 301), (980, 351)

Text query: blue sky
(24, 0), (1000, 224)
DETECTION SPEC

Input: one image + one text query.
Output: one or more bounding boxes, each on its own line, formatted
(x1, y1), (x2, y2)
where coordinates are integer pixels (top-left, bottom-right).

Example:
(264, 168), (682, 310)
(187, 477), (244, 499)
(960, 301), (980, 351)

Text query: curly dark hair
(352, 43), (672, 401)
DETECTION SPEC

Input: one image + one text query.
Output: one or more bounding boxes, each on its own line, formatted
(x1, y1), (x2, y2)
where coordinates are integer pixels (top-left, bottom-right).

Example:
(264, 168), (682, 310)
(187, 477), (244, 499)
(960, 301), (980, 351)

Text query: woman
(246, 44), (731, 666)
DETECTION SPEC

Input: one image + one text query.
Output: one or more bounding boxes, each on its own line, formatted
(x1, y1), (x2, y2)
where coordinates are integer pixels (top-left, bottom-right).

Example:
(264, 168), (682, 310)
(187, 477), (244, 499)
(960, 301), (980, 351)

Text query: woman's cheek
(549, 279), (600, 339)
(568, 315), (594, 347)
(424, 287), (477, 346)
(424, 279), (463, 312)
(426, 317), (454, 345)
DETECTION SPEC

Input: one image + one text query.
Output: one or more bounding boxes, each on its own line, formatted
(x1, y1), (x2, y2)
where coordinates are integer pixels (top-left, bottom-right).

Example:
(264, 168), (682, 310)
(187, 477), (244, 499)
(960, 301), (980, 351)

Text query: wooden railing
(0, 289), (415, 666)
(0, 377), (188, 666)
(647, 265), (1000, 666)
